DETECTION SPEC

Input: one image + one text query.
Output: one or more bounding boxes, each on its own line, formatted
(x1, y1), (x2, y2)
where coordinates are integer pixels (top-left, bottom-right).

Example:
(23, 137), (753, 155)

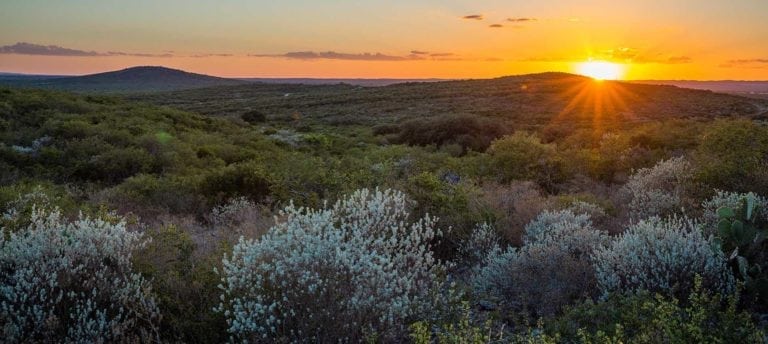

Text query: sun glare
(576, 60), (625, 80)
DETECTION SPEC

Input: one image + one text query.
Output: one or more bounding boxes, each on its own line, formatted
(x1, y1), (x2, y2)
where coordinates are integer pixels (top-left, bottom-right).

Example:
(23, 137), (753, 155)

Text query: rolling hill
(134, 72), (768, 130)
(630, 80), (768, 98)
(0, 66), (248, 93)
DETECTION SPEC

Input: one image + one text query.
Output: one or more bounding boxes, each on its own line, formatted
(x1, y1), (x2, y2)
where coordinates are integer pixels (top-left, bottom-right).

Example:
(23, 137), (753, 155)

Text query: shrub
(593, 216), (733, 298)
(0, 208), (160, 342)
(548, 277), (763, 343)
(694, 119), (768, 194)
(134, 224), (228, 343)
(701, 190), (768, 234)
(621, 156), (691, 221)
(199, 163), (272, 205)
(488, 131), (562, 187)
(473, 210), (607, 317)
(217, 188), (446, 342)
(389, 114), (507, 153)
(241, 110), (266, 123)
(479, 181), (553, 245)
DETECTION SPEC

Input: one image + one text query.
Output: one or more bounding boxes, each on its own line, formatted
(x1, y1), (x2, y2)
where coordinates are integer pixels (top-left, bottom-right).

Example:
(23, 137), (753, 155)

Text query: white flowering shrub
(700, 190), (768, 234)
(0, 208), (160, 342)
(472, 210), (607, 316)
(622, 157), (691, 221)
(593, 216), (733, 298)
(217, 188), (446, 342)
(1, 186), (53, 231)
(460, 222), (500, 264)
(210, 196), (257, 227)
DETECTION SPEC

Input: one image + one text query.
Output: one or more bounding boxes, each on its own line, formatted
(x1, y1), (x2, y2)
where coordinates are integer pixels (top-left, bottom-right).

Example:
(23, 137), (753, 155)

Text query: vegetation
(2, 76), (768, 342)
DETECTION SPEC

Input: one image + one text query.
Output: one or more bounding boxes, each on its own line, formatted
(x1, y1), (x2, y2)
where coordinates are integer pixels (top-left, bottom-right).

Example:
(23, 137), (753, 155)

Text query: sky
(1, 0), (767, 80)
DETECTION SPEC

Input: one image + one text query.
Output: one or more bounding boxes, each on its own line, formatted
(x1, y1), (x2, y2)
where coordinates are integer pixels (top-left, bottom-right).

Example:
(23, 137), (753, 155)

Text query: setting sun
(575, 61), (625, 80)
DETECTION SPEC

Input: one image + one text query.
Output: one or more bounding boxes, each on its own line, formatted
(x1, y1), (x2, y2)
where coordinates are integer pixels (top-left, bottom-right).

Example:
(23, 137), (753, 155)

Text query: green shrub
(694, 120), (768, 194)
(547, 277), (763, 343)
(488, 131), (563, 187)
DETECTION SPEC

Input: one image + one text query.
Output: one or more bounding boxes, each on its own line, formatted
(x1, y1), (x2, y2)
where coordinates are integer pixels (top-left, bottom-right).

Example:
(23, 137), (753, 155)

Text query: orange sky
(1, 1), (767, 80)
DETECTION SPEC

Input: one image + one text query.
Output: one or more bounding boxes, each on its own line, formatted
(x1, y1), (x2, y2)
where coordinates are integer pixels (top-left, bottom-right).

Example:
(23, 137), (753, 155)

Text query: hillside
(0, 66), (248, 93)
(135, 72), (768, 130)
(631, 80), (768, 97)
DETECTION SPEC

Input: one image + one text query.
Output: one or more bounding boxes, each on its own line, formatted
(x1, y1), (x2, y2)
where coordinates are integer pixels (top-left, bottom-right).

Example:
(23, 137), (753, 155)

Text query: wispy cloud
(489, 24), (504, 28)
(252, 51), (416, 61)
(462, 14), (483, 20)
(720, 58), (768, 68)
(507, 17), (536, 22)
(0, 42), (174, 57)
(250, 50), (480, 62)
(190, 53), (234, 58)
(0, 42), (101, 56)
(523, 48), (692, 65)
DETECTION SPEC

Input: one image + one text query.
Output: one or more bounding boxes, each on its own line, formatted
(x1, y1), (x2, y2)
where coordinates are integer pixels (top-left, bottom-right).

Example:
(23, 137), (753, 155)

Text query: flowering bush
(472, 210), (607, 316)
(0, 208), (160, 342)
(217, 188), (446, 342)
(621, 156), (691, 221)
(593, 216), (733, 298)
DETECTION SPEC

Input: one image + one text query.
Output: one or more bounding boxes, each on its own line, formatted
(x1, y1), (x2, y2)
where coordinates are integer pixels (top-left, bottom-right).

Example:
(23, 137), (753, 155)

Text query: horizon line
(2, 66), (768, 82)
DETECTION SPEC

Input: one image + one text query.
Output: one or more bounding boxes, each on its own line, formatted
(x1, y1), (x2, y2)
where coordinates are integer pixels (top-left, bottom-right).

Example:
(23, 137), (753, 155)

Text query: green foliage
(134, 225), (228, 343)
(694, 120), (768, 194)
(384, 114), (508, 153)
(714, 194), (768, 306)
(488, 131), (564, 188)
(241, 109), (266, 123)
(548, 277), (763, 343)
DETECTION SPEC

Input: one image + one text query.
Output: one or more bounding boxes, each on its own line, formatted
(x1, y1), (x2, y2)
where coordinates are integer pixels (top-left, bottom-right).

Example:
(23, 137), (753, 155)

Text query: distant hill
(630, 80), (768, 98)
(238, 78), (448, 87)
(0, 66), (248, 93)
(134, 72), (768, 129)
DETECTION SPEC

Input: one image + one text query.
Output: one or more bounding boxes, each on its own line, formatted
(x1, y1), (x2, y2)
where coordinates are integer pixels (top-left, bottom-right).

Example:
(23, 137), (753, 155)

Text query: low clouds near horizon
(0, 42), (173, 57)
(251, 51), (464, 61)
(721, 58), (768, 68)
(462, 14), (483, 20)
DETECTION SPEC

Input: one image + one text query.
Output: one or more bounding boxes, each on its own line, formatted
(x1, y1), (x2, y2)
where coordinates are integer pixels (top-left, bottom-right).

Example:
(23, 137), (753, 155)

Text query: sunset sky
(1, 0), (767, 79)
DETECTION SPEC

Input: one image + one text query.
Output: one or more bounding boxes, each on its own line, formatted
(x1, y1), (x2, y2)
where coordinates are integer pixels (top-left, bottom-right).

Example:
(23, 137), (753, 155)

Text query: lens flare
(575, 60), (625, 80)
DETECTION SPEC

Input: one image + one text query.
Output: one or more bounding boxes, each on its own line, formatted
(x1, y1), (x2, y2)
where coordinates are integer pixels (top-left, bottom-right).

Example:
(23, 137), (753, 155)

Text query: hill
(631, 80), (768, 98)
(134, 72), (768, 130)
(0, 66), (248, 93)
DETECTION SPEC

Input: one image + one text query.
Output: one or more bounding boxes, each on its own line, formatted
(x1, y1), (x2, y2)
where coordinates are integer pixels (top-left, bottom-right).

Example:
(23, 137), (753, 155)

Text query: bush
(621, 156), (691, 221)
(241, 110), (266, 123)
(389, 114), (507, 153)
(488, 131), (562, 187)
(217, 188), (447, 342)
(701, 190), (768, 234)
(694, 119), (768, 194)
(0, 208), (160, 342)
(593, 216), (733, 298)
(472, 210), (607, 317)
(134, 224), (228, 343)
(548, 277), (763, 343)
(199, 163), (272, 205)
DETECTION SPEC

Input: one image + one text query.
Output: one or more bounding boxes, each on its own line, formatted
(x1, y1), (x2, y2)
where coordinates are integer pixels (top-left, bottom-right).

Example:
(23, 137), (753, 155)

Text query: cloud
(250, 50), (477, 62)
(190, 53), (234, 58)
(0, 42), (174, 57)
(665, 56), (692, 64)
(507, 17), (536, 22)
(489, 24), (504, 28)
(720, 58), (768, 68)
(0, 42), (100, 56)
(251, 51), (422, 61)
(462, 14), (483, 20)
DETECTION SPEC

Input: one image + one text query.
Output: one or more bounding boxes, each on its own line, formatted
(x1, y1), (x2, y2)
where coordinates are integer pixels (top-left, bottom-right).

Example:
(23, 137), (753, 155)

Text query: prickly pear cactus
(715, 193), (768, 303)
